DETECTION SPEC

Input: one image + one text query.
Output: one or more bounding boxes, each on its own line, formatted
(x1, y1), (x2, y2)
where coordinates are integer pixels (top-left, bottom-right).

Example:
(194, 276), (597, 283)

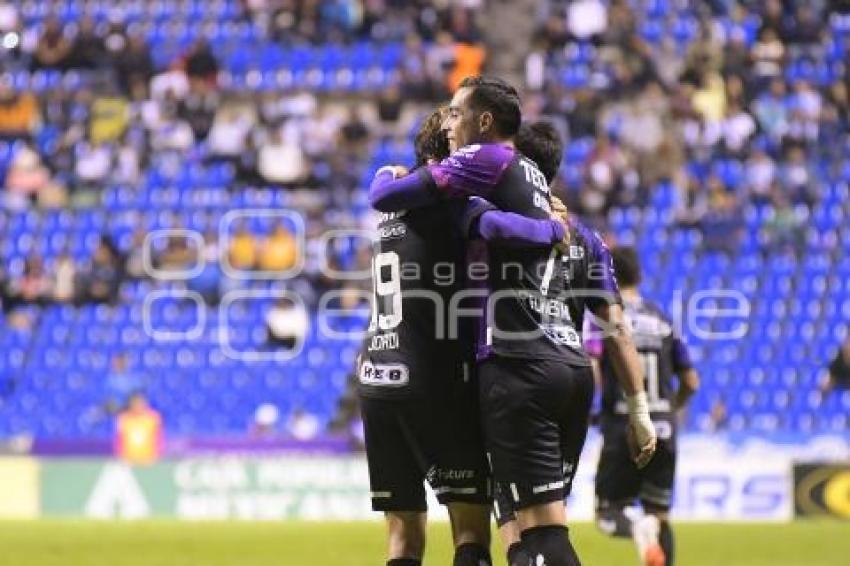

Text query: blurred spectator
(821, 338), (850, 393)
(187, 230), (222, 305)
(744, 148), (777, 203)
(265, 297), (308, 350)
(751, 27), (785, 85)
(102, 19), (128, 59)
(251, 403), (280, 438)
(779, 146), (817, 206)
(581, 132), (636, 218)
(124, 228), (148, 280)
(761, 192), (805, 257)
(753, 79), (790, 143)
(89, 91), (129, 144)
(567, 0), (607, 41)
(114, 35), (154, 96)
(207, 102), (256, 162)
(721, 101), (757, 157)
(785, 6), (824, 47)
(0, 81), (39, 140)
(52, 251), (76, 304)
(4, 143), (53, 206)
(178, 86), (219, 141)
(287, 407), (321, 441)
(339, 106), (371, 155)
(184, 39), (219, 88)
(115, 392), (163, 465)
(74, 139), (113, 189)
(707, 398), (729, 432)
(257, 128), (307, 184)
(228, 224), (258, 271)
(68, 16), (104, 70)
(31, 17), (72, 70)
(155, 234), (197, 273)
(105, 353), (145, 415)
(7, 255), (51, 306)
(79, 237), (122, 304)
(699, 178), (743, 256)
(149, 105), (195, 153)
(259, 223), (298, 272)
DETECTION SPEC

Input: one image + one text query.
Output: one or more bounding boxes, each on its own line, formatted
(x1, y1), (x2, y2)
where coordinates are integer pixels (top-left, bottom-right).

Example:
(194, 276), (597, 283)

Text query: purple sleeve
(368, 168), (440, 212)
(574, 217), (622, 312)
(672, 336), (693, 372)
(425, 143), (514, 198)
(478, 211), (564, 246)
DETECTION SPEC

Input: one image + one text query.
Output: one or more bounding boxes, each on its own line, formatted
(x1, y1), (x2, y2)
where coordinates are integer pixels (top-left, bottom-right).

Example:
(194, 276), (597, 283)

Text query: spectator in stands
(265, 296), (308, 350)
(287, 407), (321, 441)
(187, 230), (222, 305)
(178, 84), (219, 141)
(259, 223), (298, 272)
(0, 80), (39, 140)
(257, 127), (306, 185)
(149, 103), (195, 153)
(115, 392), (163, 465)
(721, 100), (757, 157)
(751, 27), (785, 87)
(103, 18), (128, 60)
(155, 233), (197, 273)
(31, 16), (72, 71)
(745, 148), (777, 204)
(228, 223), (257, 271)
(821, 338), (850, 393)
(207, 102), (255, 162)
(123, 228), (148, 280)
(7, 255), (51, 307)
(184, 39), (219, 89)
(699, 177), (743, 256)
(74, 139), (113, 190)
(68, 16), (105, 70)
(761, 191), (806, 258)
(4, 142), (53, 207)
(114, 34), (154, 96)
(105, 353), (145, 415)
(779, 146), (817, 206)
(52, 251), (77, 304)
(753, 79), (790, 145)
(250, 403), (280, 438)
(79, 237), (122, 304)
(581, 132), (636, 218)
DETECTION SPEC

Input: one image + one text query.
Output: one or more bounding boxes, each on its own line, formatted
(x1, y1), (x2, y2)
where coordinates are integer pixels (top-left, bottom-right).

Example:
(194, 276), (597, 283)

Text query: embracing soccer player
(358, 107), (567, 566)
(370, 76), (657, 566)
(590, 247), (700, 566)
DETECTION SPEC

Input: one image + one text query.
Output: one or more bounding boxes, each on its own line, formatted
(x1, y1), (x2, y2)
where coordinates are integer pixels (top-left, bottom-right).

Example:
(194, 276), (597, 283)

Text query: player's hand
(390, 165), (409, 178)
(626, 391), (657, 469)
(550, 196), (571, 253)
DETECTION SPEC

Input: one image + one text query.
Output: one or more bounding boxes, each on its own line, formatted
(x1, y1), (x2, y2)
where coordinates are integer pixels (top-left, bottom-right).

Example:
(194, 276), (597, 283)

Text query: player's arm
(672, 336), (700, 411)
(369, 145), (513, 213)
(594, 303), (656, 468)
(460, 196), (566, 246)
(580, 222), (655, 467)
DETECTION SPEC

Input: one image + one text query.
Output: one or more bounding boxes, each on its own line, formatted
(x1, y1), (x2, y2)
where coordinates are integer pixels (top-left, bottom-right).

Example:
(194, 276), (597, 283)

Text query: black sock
(387, 559), (421, 566)
(520, 525), (581, 566)
(596, 508), (633, 538)
(659, 521), (675, 566)
(507, 541), (531, 566)
(453, 542), (492, 566)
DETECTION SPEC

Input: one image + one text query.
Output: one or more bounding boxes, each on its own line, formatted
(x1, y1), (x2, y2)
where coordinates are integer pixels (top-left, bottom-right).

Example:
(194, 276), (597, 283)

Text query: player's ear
(479, 111), (494, 135)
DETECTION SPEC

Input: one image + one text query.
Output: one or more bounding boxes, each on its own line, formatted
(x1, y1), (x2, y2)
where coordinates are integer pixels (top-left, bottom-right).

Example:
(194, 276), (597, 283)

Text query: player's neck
(621, 288), (641, 303)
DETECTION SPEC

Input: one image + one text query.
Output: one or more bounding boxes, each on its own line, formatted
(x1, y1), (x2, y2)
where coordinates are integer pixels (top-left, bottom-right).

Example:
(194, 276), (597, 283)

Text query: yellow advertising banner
(0, 457), (40, 519)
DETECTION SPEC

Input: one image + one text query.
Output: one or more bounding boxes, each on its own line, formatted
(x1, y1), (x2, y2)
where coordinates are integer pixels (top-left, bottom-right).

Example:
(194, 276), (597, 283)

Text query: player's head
(414, 106), (451, 167)
(442, 76), (521, 152)
(515, 120), (563, 184)
(611, 246), (641, 290)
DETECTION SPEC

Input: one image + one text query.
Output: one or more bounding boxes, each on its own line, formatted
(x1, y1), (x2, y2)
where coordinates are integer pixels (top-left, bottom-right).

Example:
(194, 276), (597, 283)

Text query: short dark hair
(414, 107), (450, 167)
(458, 75), (522, 138)
(515, 121), (563, 183)
(611, 246), (641, 288)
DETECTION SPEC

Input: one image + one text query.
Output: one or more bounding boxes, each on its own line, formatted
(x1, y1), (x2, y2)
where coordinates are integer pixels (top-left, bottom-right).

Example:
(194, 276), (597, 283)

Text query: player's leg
(426, 377), (494, 566)
(493, 484), (529, 566)
(361, 397), (429, 564)
(479, 359), (585, 566)
(636, 437), (677, 566)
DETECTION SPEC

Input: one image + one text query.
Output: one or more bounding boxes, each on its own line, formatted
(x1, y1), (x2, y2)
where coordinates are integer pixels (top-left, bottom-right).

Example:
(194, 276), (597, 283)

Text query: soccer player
(591, 246), (700, 566)
(358, 107), (568, 566)
(370, 76), (657, 566)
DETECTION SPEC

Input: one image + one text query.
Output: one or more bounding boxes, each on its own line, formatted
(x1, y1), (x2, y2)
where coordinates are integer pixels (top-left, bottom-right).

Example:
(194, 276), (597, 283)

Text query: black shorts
(360, 383), (492, 513)
(595, 420), (677, 512)
(480, 357), (594, 518)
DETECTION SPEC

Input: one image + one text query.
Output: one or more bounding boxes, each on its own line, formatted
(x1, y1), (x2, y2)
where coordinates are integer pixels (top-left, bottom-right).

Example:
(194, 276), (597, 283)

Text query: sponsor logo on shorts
(532, 480), (565, 495)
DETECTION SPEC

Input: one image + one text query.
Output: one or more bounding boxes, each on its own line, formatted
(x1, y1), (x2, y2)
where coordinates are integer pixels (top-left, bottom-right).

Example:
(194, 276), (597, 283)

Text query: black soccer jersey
(357, 202), (471, 399)
(424, 143), (620, 366)
(595, 298), (693, 424)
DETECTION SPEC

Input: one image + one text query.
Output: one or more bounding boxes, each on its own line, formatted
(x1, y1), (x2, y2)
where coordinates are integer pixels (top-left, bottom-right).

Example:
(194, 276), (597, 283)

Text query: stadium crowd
(0, 0), (848, 439)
